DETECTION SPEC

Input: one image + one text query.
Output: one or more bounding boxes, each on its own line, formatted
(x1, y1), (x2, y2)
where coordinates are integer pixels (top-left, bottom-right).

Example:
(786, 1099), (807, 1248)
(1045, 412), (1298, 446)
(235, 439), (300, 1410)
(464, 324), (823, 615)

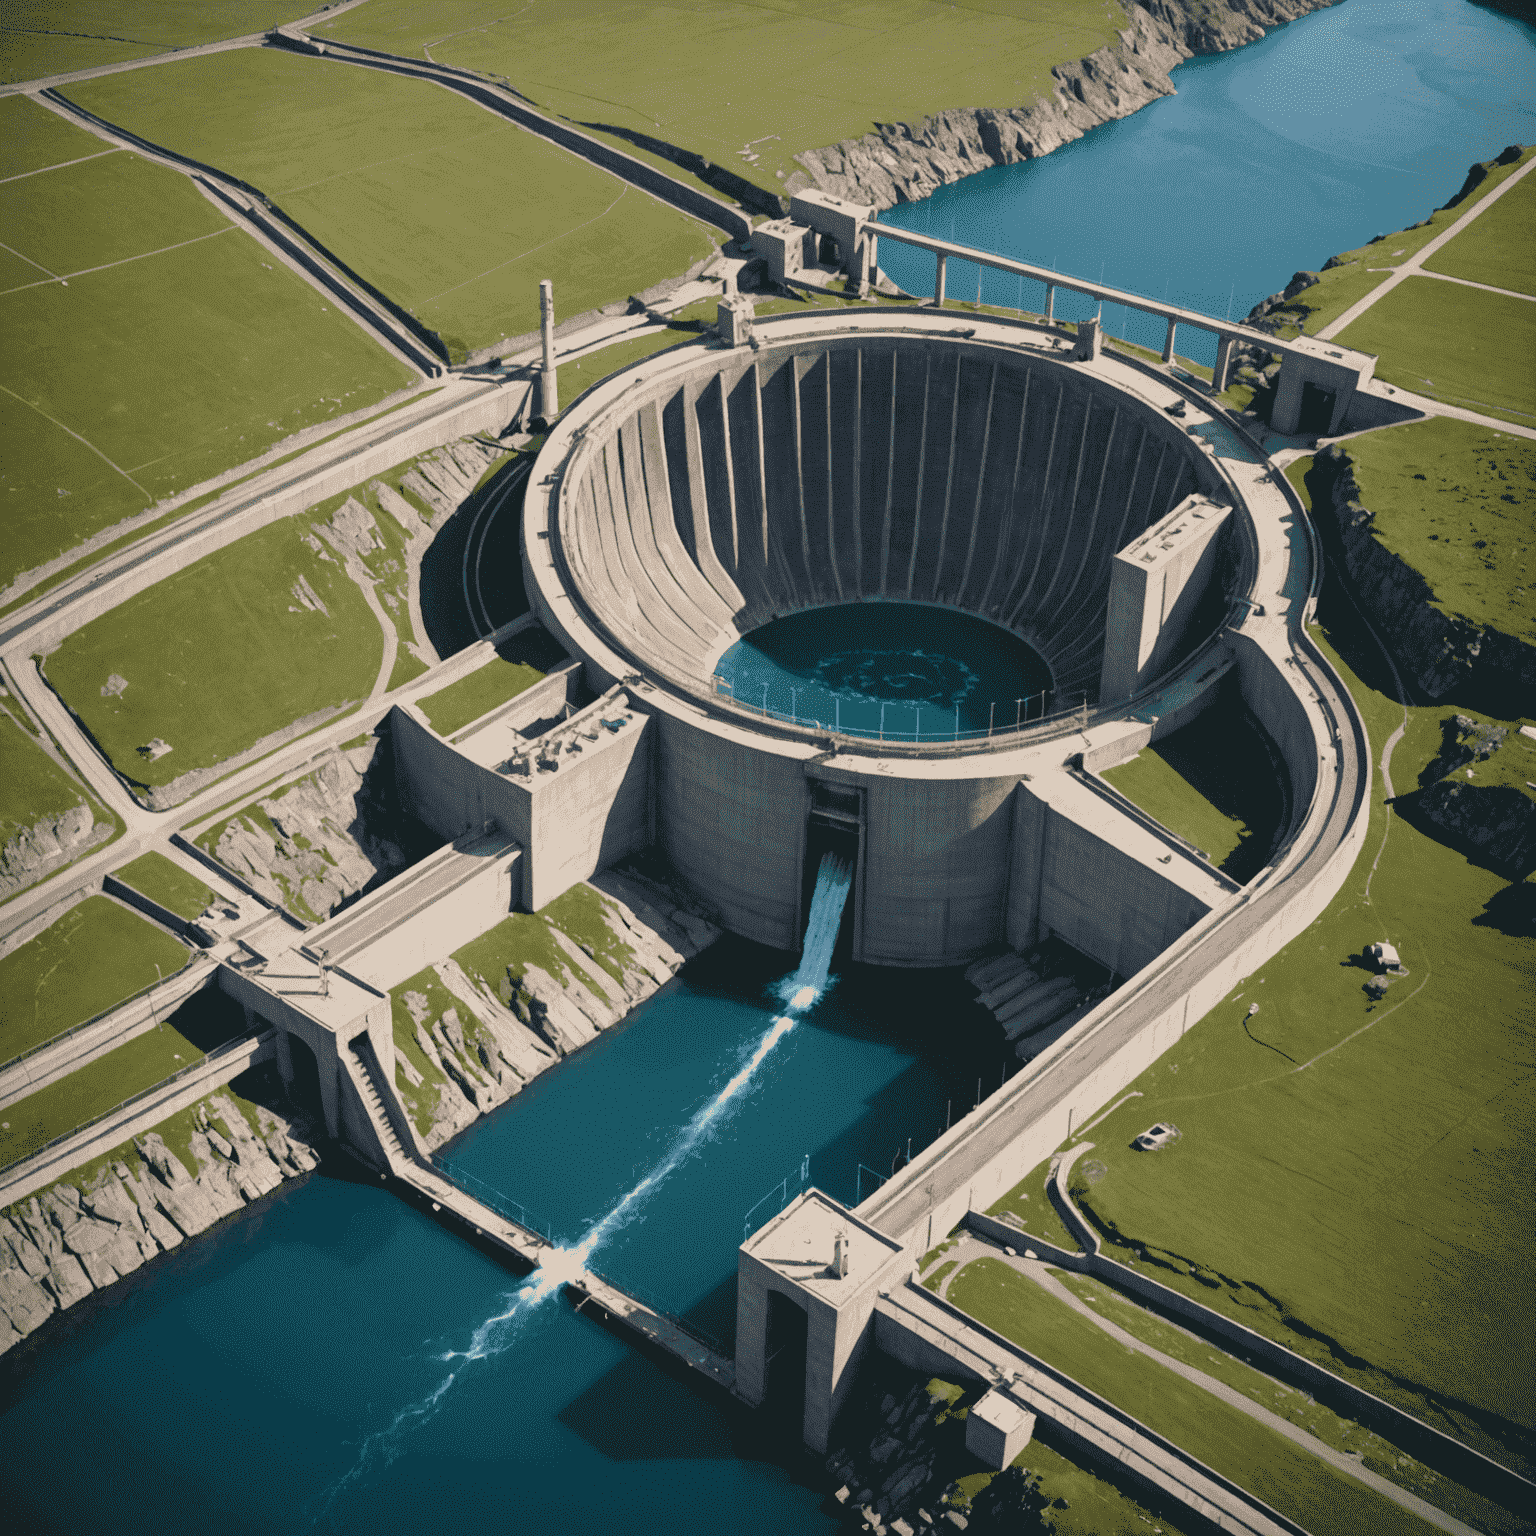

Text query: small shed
(1368, 941), (1401, 972)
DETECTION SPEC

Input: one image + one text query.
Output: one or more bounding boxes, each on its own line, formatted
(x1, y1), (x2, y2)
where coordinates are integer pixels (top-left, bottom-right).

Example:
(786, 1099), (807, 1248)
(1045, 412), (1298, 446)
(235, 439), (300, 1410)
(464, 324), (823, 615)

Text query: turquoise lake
(4, 0), (1534, 1529)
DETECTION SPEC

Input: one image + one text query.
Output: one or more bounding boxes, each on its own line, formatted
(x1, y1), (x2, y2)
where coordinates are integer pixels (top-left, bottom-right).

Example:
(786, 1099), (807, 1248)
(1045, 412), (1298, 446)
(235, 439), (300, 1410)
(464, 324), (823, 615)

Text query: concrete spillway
(559, 332), (1223, 703)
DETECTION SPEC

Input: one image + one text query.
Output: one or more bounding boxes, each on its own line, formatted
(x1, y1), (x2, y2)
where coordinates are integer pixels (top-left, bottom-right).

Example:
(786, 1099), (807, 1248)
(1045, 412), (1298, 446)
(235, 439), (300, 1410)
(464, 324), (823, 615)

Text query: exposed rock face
(209, 737), (424, 922)
(1412, 716), (1536, 878)
(0, 804), (112, 900)
(0, 1091), (317, 1355)
(398, 871), (721, 1150)
(792, 0), (1338, 209)
(1317, 446), (1536, 699)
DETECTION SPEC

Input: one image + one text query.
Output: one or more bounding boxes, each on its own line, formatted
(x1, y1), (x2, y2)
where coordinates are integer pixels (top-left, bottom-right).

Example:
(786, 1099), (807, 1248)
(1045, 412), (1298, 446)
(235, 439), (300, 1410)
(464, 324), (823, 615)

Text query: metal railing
(0, 951), (208, 1079)
(0, 1029), (270, 1183)
(742, 1154), (810, 1238)
(710, 679), (1068, 746)
(429, 1155), (556, 1243)
(581, 1262), (729, 1359)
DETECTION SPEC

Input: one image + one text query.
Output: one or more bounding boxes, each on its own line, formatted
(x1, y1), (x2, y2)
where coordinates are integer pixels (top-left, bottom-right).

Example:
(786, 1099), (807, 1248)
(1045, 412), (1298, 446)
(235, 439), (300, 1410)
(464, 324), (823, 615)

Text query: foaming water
(314, 856), (856, 1519)
(779, 851), (853, 1009)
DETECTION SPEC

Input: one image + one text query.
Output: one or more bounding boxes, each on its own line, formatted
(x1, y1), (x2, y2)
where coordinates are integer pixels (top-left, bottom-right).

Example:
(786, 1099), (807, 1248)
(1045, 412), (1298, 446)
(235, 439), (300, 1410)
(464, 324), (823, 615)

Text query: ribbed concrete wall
(559, 338), (1223, 703)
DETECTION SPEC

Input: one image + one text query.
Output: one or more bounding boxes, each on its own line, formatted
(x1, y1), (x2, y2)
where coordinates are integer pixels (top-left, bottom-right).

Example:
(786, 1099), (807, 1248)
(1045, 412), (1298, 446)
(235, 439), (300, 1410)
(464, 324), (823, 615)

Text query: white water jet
(778, 850), (853, 1010)
(315, 854), (857, 1523)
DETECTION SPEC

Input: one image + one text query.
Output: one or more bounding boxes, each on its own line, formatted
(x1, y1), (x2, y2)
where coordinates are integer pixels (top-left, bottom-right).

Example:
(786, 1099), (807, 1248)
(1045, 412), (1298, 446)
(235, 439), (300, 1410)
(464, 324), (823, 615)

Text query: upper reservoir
(4, 1), (1534, 1529)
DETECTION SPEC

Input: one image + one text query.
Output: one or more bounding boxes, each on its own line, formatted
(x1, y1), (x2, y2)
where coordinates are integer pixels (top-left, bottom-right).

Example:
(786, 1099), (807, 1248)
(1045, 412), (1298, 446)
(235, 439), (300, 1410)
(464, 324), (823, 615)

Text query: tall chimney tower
(539, 278), (558, 420)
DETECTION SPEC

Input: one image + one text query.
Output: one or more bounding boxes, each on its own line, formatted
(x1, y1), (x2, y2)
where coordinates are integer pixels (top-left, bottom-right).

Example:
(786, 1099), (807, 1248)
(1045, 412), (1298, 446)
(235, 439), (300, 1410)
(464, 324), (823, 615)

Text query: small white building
(1368, 941), (1401, 972)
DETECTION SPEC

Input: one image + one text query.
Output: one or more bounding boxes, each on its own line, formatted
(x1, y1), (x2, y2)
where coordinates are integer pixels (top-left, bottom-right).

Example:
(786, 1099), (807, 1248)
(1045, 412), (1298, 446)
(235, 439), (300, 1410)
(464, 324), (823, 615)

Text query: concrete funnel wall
(524, 312), (1256, 964)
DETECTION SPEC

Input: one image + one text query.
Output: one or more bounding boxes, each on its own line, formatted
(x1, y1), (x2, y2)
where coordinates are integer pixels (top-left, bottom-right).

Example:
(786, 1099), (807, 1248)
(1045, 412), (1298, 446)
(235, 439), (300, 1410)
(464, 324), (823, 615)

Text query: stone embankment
(792, 0), (1336, 209)
(205, 736), (422, 922)
(1316, 446), (1536, 699)
(0, 1088), (318, 1355)
(396, 871), (721, 1150)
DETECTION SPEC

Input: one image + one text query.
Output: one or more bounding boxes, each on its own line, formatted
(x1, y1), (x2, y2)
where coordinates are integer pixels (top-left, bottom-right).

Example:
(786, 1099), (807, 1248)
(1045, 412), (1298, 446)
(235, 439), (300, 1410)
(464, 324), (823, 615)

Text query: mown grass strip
(948, 1258), (1439, 1536)
(0, 894), (190, 1060)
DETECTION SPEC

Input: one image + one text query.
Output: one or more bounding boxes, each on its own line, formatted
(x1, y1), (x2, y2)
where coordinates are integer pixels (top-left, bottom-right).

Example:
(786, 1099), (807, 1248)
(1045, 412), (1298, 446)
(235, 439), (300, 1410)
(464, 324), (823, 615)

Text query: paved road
(1319, 152), (1536, 340)
(0, 287), (720, 945)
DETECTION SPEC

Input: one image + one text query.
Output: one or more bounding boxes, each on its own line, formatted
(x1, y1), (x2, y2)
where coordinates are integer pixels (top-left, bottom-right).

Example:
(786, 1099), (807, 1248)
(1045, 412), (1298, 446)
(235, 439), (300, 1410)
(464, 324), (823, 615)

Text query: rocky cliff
(0, 1088), (318, 1355)
(792, 0), (1338, 209)
(0, 804), (114, 901)
(1409, 715), (1536, 878)
(394, 869), (721, 1150)
(206, 735), (433, 923)
(1316, 445), (1536, 700)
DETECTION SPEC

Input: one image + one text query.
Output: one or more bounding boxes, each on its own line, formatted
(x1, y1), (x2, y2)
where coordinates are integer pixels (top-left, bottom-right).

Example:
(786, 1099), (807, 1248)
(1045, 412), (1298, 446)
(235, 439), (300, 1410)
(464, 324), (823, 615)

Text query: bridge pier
(933, 252), (946, 306)
(1044, 283), (1055, 324)
(1213, 334), (1237, 393)
(1162, 317), (1177, 364)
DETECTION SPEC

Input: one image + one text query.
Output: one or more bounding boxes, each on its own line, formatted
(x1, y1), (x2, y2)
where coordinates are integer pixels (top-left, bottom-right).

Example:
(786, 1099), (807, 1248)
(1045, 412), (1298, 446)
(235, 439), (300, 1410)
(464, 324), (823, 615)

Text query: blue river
(876, 0), (1536, 364)
(3, 1), (1533, 1529)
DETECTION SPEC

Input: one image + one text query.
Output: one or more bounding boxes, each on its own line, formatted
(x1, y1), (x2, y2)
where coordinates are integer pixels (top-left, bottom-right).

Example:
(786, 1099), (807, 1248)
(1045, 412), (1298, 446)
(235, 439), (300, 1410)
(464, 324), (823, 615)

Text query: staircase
(349, 1044), (408, 1169)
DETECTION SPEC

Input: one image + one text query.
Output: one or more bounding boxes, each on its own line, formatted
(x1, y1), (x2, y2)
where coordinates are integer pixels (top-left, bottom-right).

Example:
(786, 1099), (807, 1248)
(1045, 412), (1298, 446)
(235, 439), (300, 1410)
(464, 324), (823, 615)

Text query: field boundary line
(0, 237), (59, 279)
(419, 185), (632, 308)
(0, 223), (236, 295)
(1412, 268), (1536, 302)
(0, 146), (118, 183)
(0, 380), (150, 498)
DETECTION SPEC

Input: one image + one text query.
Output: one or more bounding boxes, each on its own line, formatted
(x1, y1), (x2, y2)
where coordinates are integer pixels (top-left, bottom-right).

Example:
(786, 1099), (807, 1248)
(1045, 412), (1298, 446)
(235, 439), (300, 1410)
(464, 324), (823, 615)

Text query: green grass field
(0, 985), (245, 1167)
(112, 851), (215, 922)
(1423, 166), (1536, 297)
(1253, 149), (1536, 339)
(1052, 460), (1536, 1478)
(1334, 417), (1534, 642)
(947, 1259), (1441, 1536)
(0, 97), (414, 596)
(0, 894), (190, 1060)
(45, 515), (381, 795)
(0, 91), (110, 174)
(1337, 278), (1536, 425)
(0, 693), (112, 850)
(0, 2), (307, 84)
(1101, 701), (1287, 882)
(417, 629), (565, 736)
(318, 0), (1128, 201)
(70, 48), (720, 362)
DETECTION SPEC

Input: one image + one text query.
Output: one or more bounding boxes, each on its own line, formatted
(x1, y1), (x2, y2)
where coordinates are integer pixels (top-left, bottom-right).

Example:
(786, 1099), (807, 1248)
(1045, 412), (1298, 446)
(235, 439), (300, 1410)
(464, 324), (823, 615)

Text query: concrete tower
(539, 278), (558, 420)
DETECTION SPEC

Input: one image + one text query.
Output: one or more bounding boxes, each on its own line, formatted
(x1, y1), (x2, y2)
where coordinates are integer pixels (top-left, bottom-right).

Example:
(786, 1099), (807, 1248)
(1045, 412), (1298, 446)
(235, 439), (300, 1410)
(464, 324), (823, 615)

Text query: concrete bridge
(762, 188), (1405, 440)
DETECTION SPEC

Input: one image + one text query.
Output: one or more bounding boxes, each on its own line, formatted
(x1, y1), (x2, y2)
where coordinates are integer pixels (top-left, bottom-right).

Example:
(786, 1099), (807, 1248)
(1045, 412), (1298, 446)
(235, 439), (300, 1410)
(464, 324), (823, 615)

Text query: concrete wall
(1099, 497), (1231, 703)
(391, 698), (652, 916)
(857, 770), (1019, 966)
(1007, 785), (1211, 976)
(657, 715), (809, 950)
(522, 714), (653, 911)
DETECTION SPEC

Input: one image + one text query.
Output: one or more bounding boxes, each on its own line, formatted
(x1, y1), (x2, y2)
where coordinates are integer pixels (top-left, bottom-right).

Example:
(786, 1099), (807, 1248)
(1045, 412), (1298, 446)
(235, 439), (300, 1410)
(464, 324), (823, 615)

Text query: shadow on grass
(1472, 880), (1535, 939)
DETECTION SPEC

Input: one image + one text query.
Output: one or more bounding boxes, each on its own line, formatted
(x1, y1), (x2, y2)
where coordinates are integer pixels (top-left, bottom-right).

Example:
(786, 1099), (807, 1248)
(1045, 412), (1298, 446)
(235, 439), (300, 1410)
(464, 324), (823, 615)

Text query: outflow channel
(1, 857), (1001, 1534)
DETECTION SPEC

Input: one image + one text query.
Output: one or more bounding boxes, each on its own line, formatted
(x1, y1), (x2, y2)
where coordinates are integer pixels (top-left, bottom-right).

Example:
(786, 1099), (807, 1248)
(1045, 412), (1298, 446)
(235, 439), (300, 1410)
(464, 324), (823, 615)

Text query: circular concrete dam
(525, 309), (1259, 966)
